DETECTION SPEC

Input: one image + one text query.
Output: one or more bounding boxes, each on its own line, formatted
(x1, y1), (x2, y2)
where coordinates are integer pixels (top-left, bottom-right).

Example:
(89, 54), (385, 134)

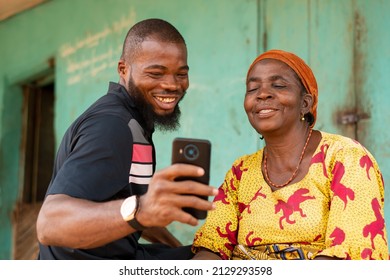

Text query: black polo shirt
(38, 82), (192, 259)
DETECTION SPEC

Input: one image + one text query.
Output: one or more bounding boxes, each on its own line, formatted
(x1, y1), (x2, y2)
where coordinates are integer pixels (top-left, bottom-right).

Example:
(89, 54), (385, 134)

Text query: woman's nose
(256, 85), (274, 99)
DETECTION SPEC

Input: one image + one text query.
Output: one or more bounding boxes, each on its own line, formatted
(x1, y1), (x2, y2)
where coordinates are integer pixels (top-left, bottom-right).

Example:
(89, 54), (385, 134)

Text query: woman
(192, 49), (389, 260)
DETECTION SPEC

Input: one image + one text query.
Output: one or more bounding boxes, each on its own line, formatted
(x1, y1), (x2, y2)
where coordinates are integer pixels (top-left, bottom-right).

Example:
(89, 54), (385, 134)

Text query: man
(36, 18), (217, 260)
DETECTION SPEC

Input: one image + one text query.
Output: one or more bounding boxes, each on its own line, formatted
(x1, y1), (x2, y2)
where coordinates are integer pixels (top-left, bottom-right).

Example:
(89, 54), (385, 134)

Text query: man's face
(120, 39), (189, 131)
(127, 76), (182, 131)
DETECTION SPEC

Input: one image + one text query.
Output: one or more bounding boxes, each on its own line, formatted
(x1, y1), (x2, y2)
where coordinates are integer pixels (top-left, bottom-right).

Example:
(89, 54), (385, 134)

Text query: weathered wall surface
(0, 0), (389, 258)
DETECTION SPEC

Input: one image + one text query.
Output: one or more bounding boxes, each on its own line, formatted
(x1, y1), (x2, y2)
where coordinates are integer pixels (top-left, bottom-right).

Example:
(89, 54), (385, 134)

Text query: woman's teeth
(260, 109), (274, 113)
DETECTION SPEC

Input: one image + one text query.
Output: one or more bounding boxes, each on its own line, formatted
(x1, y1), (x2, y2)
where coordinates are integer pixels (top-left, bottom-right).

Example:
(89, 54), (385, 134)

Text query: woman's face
(244, 58), (310, 136)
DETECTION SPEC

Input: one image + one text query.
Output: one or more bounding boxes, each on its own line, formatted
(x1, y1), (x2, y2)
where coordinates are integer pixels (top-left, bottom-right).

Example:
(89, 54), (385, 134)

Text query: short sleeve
(48, 115), (133, 201)
(315, 142), (388, 259)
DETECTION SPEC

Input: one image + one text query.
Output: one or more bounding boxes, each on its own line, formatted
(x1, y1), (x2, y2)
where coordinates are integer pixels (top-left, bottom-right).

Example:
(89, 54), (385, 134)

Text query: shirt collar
(107, 82), (154, 136)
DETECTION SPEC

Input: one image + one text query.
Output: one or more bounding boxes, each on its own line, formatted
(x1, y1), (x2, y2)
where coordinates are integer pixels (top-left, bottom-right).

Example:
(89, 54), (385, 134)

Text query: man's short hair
(120, 18), (186, 62)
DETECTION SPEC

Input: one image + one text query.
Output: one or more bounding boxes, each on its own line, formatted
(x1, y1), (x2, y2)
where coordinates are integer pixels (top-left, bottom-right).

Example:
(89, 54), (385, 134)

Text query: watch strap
(128, 195), (146, 231)
(128, 216), (146, 231)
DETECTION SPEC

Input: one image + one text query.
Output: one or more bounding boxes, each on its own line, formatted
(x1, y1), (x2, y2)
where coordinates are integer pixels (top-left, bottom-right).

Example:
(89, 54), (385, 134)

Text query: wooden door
(14, 81), (55, 259)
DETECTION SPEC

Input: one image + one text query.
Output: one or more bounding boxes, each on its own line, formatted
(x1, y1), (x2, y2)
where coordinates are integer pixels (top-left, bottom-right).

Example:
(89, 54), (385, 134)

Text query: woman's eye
(272, 83), (286, 89)
(246, 88), (258, 94)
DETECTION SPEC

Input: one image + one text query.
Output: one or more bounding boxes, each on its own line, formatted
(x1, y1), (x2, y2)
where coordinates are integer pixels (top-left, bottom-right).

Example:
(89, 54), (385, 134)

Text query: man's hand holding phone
(135, 138), (216, 228)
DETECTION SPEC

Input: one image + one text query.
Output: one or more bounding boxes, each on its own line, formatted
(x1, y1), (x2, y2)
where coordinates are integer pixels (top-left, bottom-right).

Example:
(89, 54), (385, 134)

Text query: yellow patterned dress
(192, 131), (389, 260)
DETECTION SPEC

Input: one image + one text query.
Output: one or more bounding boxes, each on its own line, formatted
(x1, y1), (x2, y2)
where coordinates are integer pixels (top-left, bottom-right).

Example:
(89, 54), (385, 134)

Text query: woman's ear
(302, 93), (313, 115)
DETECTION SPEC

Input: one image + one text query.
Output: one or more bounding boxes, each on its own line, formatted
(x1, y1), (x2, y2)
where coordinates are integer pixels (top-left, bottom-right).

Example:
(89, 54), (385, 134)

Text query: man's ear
(117, 59), (128, 76)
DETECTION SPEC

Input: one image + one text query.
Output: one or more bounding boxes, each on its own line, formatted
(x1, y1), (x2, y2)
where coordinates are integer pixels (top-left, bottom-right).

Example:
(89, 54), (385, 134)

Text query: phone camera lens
(183, 144), (199, 161)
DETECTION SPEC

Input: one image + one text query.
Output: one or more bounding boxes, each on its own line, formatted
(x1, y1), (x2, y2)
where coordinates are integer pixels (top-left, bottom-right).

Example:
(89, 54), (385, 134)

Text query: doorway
(13, 78), (55, 259)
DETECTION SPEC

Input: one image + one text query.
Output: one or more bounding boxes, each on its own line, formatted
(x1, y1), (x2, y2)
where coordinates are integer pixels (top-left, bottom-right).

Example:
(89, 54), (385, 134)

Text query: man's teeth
(156, 97), (175, 103)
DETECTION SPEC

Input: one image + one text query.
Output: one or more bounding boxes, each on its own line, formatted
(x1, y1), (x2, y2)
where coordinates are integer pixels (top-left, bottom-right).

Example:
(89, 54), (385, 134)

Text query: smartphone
(171, 137), (211, 219)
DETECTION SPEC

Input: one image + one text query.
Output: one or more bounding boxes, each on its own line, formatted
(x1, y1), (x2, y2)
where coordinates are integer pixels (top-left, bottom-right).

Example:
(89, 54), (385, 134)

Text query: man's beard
(128, 78), (183, 132)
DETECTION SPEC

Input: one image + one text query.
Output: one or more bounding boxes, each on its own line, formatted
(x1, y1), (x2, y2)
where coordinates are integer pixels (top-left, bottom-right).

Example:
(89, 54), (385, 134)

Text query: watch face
(120, 196), (137, 221)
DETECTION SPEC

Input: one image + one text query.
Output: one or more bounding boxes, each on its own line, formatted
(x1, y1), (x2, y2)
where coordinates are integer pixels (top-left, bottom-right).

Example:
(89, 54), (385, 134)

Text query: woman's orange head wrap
(247, 49), (318, 127)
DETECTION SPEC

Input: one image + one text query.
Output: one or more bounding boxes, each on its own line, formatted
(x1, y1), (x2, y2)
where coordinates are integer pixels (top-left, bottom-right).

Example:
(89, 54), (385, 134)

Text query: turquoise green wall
(262, 0), (390, 251)
(355, 0), (390, 234)
(1, 0), (389, 258)
(0, 0), (259, 258)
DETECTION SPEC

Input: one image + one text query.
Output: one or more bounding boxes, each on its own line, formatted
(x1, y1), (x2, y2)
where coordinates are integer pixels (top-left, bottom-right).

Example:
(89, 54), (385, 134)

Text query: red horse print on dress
(363, 198), (387, 249)
(245, 231), (262, 246)
(311, 143), (329, 178)
(331, 161), (355, 209)
(218, 249), (229, 260)
(361, 248), (374, 260)
(359, 154), (374, 180)
(215, 160), (252, 205)
(229, 178), (237, 191)
(232, 160), (248, 181)
(229, 160), (249, 192)
(216, 221), (238, 252)
(329, 227), (345, 246)
(275, 188), (315, 230)
(238, 187), (266, 214)
(193, 232), (202, 244)
(214, 186), (230, 205)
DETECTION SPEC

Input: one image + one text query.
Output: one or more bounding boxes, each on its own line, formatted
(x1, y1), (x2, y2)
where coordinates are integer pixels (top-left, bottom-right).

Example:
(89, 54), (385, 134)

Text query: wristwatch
(120, 195), (146, 231)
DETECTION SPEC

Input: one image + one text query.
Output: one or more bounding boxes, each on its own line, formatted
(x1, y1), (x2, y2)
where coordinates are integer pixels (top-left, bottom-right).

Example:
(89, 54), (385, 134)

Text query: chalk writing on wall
(60, 12), (136, 86)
